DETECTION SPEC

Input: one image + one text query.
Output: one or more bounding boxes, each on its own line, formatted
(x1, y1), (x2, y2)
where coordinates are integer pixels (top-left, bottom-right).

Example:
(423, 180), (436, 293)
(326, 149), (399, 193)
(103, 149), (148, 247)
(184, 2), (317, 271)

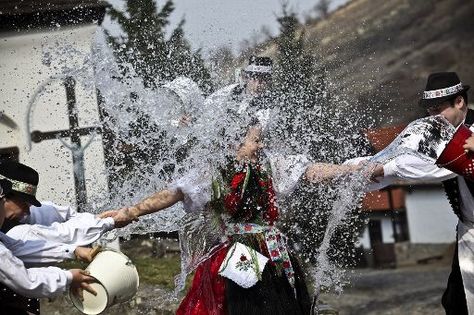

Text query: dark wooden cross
(30, 76), (102, 211)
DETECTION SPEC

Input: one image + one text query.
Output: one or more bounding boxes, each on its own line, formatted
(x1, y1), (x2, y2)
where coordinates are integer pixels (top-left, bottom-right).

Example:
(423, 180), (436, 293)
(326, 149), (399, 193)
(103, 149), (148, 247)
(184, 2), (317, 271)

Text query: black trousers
(442, 244), (468, 315)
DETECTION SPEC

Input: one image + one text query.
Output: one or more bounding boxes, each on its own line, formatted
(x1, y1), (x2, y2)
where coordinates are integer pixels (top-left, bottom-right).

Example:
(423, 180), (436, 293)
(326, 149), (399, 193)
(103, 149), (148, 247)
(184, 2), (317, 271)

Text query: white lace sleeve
(168, 169), (212, 213)
(269, 154), (310, 196)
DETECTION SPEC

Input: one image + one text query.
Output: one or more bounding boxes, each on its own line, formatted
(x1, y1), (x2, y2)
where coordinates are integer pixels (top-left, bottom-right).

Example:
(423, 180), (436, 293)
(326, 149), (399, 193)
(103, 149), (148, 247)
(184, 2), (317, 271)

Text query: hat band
(423, 83), (464, 100)
(244, 65), (272, 74)
(0, 174), (37, 197)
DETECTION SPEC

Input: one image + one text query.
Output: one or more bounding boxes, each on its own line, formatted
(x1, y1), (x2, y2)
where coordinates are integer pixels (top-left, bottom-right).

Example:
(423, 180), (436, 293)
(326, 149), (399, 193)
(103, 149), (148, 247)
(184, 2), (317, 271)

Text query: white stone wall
(0, 24), (108, 209)
(405, 187), (457, 243)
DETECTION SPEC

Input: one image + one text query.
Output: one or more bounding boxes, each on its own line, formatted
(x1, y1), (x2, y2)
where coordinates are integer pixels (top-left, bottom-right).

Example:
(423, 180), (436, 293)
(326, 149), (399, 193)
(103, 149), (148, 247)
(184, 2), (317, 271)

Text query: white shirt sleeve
(343, 154), (456, 192)
(7, 213), (115, 250)
(383, 153), (456, 182)
(22, 201), (76, 225)
(0, 232), (76, 264)
(0, 242), (72, 298)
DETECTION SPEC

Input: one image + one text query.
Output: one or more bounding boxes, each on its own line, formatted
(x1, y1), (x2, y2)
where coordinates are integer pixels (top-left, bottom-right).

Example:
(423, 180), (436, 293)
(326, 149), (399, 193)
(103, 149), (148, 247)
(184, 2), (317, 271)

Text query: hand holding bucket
(70, 249), (139, 315)
(436, 124), (474, 180)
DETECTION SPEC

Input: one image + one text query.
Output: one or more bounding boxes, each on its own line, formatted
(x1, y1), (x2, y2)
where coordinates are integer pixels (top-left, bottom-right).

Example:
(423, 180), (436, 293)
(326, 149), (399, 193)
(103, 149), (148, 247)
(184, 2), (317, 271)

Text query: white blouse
(169, 154), (310, 213)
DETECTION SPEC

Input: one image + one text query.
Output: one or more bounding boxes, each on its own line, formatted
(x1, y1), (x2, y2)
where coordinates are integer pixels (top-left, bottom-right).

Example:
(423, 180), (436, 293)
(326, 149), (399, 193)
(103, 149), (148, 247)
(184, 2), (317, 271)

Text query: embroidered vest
(442, 109), (474, 220)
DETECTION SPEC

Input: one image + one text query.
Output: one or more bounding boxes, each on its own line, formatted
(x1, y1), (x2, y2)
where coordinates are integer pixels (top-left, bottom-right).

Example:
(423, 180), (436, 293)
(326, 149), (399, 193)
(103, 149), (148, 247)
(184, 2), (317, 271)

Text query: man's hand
(69, 269), (97, 301)
(358, 160), (384, 182)
(463, 135), (474, 153)
(97, 210), (119, 219)
(367, 163), (384, 182)
(74, 246), (102, 263)
(111, 207), (139, 228)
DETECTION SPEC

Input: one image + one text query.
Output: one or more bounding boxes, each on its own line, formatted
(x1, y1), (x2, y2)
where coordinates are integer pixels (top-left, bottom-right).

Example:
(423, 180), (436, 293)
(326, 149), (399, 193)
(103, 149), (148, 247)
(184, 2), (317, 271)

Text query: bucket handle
(437, 150), (468, 168)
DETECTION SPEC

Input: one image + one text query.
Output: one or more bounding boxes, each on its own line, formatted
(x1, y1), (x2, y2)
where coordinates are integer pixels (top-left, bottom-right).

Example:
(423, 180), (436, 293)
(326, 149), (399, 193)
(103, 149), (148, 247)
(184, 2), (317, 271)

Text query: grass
(132, 254), (182, 289)
(58, 250), (190, 290)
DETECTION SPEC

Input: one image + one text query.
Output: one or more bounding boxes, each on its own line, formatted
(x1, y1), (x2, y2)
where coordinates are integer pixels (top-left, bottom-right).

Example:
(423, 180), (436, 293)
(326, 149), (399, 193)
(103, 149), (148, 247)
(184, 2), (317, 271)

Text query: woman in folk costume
(105, 119), (357, 314)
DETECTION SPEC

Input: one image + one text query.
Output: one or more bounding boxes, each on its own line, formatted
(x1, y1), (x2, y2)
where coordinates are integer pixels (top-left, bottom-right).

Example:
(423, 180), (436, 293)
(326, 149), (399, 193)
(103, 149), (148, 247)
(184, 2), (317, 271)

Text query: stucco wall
(405, 187), (457, 243)
(0, 24), (108, 209)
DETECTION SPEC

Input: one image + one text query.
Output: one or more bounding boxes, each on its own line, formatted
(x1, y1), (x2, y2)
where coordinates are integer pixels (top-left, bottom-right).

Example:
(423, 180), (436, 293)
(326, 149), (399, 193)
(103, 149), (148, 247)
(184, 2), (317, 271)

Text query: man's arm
(7, 213), (115, 248)
(343, 154), (456, 192)
(23, 201), (76, 225)
(1, 231), (99, 264)
(0, 242), (95, 298)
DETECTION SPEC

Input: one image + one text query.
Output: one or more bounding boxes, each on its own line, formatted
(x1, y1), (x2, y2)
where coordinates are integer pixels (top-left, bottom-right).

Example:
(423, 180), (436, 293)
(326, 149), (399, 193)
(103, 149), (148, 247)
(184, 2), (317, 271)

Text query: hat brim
(0, 179), (12, 196)
(10, 191), (41, 207)
(419, 85), (470, 108)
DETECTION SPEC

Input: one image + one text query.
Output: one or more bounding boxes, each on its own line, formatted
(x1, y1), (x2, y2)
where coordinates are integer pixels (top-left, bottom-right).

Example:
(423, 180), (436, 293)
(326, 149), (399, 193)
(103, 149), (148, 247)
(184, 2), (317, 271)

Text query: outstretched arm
(305, 162), (362, 182)
(129, 189), (184, 218)
(101, 189), (184, 228)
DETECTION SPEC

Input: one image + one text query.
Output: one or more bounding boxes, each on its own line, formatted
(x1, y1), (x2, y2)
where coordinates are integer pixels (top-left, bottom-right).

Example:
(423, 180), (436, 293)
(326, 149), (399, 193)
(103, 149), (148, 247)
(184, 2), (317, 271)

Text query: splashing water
(29, 28), (458, 308)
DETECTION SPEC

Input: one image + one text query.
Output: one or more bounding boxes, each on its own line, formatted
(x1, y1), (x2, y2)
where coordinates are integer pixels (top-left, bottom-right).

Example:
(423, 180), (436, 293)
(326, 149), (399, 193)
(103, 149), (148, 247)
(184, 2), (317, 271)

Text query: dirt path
(42, 264), (451, 314)
(318, 264), (450, 315)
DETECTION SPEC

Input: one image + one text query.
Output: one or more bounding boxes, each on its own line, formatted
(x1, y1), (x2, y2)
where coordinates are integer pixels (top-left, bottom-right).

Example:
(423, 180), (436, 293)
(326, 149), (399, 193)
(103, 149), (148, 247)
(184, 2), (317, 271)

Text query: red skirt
(176, 245), (229, 315)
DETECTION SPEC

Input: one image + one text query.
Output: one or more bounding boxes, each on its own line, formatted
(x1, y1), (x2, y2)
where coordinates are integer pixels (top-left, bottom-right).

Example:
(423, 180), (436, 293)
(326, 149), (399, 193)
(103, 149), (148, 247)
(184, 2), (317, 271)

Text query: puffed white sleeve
(0, 242), (72, 298)
(269, 154), (310, 196)
(168, 169), (212, 213)
(7, 213), (115, 249)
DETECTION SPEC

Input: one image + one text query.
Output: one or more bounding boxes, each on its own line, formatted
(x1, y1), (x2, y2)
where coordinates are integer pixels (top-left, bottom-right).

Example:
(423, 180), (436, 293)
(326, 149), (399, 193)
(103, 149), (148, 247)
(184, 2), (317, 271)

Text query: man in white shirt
(0, 160), (130, 314)
(0, 178), (97, 315)
(356, 72), (471, 315)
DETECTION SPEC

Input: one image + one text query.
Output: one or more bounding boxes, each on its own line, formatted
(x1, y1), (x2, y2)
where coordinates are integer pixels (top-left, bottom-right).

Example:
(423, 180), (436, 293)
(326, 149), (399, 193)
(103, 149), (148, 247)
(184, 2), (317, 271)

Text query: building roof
(362, 124), (407, 211)
(0, 0), (109, 31)
(0, 0), (106, 15)
(362, 187), (406, 212)
(365, 124), (406, 153)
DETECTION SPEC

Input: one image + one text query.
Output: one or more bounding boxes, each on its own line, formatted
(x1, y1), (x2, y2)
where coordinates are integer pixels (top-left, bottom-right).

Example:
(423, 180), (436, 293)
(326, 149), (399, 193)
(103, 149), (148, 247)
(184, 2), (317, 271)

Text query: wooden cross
(30, 76), (102, 211)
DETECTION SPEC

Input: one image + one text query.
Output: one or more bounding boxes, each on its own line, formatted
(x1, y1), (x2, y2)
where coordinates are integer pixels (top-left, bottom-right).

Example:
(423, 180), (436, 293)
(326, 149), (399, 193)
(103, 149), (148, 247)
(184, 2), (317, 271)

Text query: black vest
(442, 109), (474, 220)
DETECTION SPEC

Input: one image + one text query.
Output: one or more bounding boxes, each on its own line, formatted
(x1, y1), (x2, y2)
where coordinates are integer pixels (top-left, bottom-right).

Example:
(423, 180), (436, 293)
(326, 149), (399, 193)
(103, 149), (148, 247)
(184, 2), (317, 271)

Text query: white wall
(381, 218), (395, 243)
(0, 24), (107, 208)
(405, 187), (457, 243)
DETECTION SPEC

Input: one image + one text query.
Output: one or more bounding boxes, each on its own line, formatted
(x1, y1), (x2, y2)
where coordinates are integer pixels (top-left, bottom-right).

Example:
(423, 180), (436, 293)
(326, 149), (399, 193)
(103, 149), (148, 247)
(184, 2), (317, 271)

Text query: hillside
(263, 0), (474, 126)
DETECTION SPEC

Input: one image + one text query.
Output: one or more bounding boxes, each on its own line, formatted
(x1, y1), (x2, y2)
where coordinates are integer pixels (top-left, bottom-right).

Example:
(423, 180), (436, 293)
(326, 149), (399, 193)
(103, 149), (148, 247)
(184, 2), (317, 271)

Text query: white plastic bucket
(70, 249), (139, 315)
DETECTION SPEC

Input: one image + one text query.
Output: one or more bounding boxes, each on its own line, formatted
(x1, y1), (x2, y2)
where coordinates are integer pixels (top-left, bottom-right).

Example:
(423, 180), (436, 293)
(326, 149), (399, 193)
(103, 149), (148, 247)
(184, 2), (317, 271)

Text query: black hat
(0, 179), (12, 198)
(244, 56), (273, 75)
(0, 161), (41, 206)
(419, 72), (470, 108)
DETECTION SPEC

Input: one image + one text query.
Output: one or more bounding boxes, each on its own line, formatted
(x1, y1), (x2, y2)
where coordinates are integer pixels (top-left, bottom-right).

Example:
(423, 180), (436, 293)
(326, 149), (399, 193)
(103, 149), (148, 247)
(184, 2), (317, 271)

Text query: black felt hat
(419, 72), (470, 108)
(0, 161), (41, 206)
